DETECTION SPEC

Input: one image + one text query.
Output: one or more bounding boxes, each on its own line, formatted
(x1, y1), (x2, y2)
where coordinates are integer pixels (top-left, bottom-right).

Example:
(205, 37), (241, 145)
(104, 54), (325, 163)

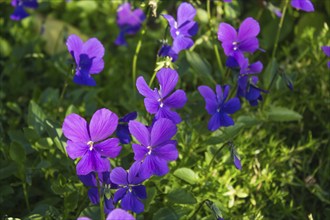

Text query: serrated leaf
(266, 106), (302, 122)
(173, 168), (199, 185)
(168, 189), (197, 204)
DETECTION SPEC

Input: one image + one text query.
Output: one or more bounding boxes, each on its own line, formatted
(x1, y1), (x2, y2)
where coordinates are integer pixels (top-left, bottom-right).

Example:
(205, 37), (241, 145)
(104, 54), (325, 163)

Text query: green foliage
(0, 0), (329, 220)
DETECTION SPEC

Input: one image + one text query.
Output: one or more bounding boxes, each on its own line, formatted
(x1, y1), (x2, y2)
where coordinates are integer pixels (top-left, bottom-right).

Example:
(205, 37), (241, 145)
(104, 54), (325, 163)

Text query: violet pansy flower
(198, 85), (241, 131)
(110, 162), (147, 214)
(78, 171), (116, 214)
(115, 3), (146, 46)
(162, 2), (198, 55)
(106, 208), (135, 220)
(136, 68), (187, 124)
(116, 112), (138, 144)
(128, 118), (178, 178)
(66, 34), (105, 86)
(321, 46), (330, 68)
(230, 143), (242, 170)
(291, 0), (314, 12)
(10, 0), (38, 21)
(62, 108), (122, 175)
(218, 17), (260, 57)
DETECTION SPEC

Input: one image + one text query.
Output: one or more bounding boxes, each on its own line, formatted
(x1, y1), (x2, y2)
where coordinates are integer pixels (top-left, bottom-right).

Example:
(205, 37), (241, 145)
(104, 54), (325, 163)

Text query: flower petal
(291, 0), (314, 12)
(156, 68), (179, 98)
(106, 208), (135, 220)
(152, 143), (178, 161)
(208, 113), (221, 131)
(198, 85), (217, 115)
(237, 17), (260, 42)
(322, 46), (330, 57)
(89, 58), (104, 74)
(62, 113), (90, 142)
(113, 188), (128, 203)
(172, 35), (194, 53)
(136, 76), (157, 99)
(155, 107), (182, 124)
(73, 73), (96, 86)
(120, 112), (138, 123)
(94, 138), (122, 158)
(239, 37), (259, 53)
(76, 151), (110, 175)
(223, 98), (241, 114)
(150, 118), (177, 147)
(78, 172), (97, 187)
(66, 34), (83, 63)
(89, 108), (118, 142)
(128, 161), (146, 184)
(66, 141), (88, 159)
(116, 124), (132, 144)
(82, 38), (105, 59)
(10, 6), (29, 21)
(178, 21), (198, 37)
(164, 90), (187, 109)
(132, 144), (148, 161)
(218, 22), (237, 43)
(141, 156), (169, 176)
(88, 188), (100, 204)
(144, 98), (159, 114)
(132, 185), (147, 199)
(177, 2), (196, 26)
(110, 167), (128, 185)
(121, 191), (144, 214)
(128, 120), (150, 147)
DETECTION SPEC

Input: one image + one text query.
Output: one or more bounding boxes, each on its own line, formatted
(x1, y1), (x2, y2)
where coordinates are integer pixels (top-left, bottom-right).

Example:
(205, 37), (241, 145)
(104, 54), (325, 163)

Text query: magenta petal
(198, 85), (217, 115)
(136, 76), (157, 99)
(89, 58), (104, 74)
(128, 120), (150, 147)
(106, 208), (135, 220)
(291, 0), (314, 12)
(155, 107), (182, 124)
(177, 2), (196, 26)
(110, 167), (128, 185)
(121, 191), (144, 214)
(89, 108), (118, 142)
(82, 38), (105, 59)
(94, 138), (121, 158)
(237, 17), (260, 41)
(153, 143), (178, 161)
(66, 141), (88, 159)
(223, 98), (241, 114)
(144, 98), (159, 114)
(156, 68), (179, 97)
(150, 118), (177, 147)
(66, 34), (83, 63)
(164, 90), (187, 108)
(114, 188), (128, 203)
(218, 23), (237, 43)
(132, 144), (148, 161)
(76, 151), (110, 175)
(62, 113), (90, 142)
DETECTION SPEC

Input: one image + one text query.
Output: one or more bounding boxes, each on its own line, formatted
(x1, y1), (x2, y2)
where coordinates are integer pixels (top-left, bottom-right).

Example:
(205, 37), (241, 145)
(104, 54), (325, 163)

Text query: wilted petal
(128, 120), (150, 147)
(62, 113), (90, 142)
(110, 167), (128, 185)
(106, 208), (135, 220)
(218, 23), (237, 43)
(76, 151), (110, 175)
(94, 138), (121, 158)
(198, 85), (218, 115)
(177, 2), (196, 26)
(66, 141), (88, 159)
(164, 90), (187, 108)
(89, 108), (118, 142)
(237, 17), (260, 42)
(150, 118), (177, 147)
(66, 34), (83, 63)
(121, 191), (144, 214)
(223, 98), (241, 114)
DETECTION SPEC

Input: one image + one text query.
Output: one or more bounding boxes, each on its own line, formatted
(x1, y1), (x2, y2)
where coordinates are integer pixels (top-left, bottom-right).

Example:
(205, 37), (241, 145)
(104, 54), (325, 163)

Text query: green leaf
(168, 189), (197, 204)
(45, 119), (66, 154)
(0, 163), (17, 180)
(80, 205), (100, 220)
(65, 104), (79, 116)
(9, 142), (26, 164)
(143, 187), (157, 212)
(153, 207), (178, 220)
(173, 168), (199, 185)
(263, 58), (278, 89)
(206, 123), (244, 145)
(186, 51), (215, 84)
(28, 100), (46, 135)
(266, 106), (302, 122)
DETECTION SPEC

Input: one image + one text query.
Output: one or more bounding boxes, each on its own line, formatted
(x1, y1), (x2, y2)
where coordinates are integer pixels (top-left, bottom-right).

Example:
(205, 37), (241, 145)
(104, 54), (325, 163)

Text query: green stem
(96, 173), (105, 220)
(271, 0), (289, 59)
(207, 143), (228, 171)
(23, 183), (31, 212)
(188, 199), (209, 219)
(60, 80), (68, 101)
(207, 0), (225, 79)
(148, 68), (158, 87)
(132, 7), (150, 94)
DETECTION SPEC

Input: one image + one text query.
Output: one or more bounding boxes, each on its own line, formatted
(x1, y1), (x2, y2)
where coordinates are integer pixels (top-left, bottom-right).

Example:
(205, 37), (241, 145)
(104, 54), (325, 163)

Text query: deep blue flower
(10, 0), (38, 21)
(116, 112), (138, 144)
(198, 85), (241, 131)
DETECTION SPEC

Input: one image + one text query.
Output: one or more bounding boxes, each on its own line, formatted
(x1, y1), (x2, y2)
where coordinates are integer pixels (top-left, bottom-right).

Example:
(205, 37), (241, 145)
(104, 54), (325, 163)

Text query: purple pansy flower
(218, 17), (260, 57)
(78, 171), (116, 214)
(291, 0), (314, 12)
(162, 2), (198, 55)
(62, 108), (122, 175)
(158, 43), (179, 62)
(230, 143), (241, 170)
(10, 0), (38, 21)
(128, 118), (178, 178)
(198, 85), (241, 131)
(110, 162), (147, 214)
(115, 3), (146, 46)
(321, 46), (330, 68)
(116, 112), (138, 144)
(106, 208), (135, 220)
(136, 68), (187, 124)
(66, 34), (104, 86)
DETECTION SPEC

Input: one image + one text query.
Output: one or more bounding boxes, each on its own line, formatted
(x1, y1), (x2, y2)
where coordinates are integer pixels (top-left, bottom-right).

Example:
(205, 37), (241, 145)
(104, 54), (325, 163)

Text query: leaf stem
(272, 0), (289, 59)
(23, 183), (31, 212)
